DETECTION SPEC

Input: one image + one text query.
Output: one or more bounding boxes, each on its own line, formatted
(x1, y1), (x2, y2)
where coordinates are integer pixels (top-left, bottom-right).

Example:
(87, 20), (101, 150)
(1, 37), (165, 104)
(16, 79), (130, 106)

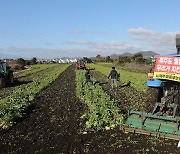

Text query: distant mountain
(137, 51), (159, 57)
(110, 54), (120, 58)
(110, 51), (159, 58)
(121, 52), (133, 56)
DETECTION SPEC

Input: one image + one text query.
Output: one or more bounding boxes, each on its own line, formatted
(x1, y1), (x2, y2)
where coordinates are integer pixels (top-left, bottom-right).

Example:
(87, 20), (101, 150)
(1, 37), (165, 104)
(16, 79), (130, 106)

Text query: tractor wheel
(9, 74), (14, 85)
(9, 73), (14, 85)
(0, 78), (5, 88)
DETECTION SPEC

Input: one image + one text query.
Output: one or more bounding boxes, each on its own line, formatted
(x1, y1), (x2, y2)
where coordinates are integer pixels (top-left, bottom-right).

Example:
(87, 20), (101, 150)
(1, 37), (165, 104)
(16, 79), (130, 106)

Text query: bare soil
(0, 65), (179, 153)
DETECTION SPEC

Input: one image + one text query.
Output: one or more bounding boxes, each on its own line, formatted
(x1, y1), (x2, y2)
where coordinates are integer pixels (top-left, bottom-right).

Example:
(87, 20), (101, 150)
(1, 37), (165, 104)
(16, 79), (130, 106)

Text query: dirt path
(0, 66), (179, 153)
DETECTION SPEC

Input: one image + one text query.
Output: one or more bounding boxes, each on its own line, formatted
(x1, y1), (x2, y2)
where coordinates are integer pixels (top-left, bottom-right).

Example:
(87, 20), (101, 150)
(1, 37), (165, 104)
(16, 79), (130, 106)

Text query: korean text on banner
(153, 56), (180, 82)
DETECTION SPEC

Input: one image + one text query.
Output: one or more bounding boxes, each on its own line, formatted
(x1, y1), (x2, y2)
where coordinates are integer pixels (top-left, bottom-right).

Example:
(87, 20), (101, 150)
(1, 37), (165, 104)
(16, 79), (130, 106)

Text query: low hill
(110, 51), (158, 58)
(137, 51), (159, 57)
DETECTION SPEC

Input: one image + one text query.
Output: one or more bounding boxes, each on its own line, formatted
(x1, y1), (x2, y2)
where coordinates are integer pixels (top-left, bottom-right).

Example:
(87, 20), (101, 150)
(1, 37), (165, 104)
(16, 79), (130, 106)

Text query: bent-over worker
(82, 69), (93, 87)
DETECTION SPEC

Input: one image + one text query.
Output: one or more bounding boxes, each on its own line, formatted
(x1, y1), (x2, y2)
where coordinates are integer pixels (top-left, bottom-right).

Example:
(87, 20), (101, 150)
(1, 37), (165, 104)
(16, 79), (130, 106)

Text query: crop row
(87, 63), (148, 111)
(87, 63), (147, 92)
(76, 70), (123, 131)
(0, 64), (70, 128)
(15, 64), (58, 78)
(90, 70), (146, 111)
(0, 64), (60, 99)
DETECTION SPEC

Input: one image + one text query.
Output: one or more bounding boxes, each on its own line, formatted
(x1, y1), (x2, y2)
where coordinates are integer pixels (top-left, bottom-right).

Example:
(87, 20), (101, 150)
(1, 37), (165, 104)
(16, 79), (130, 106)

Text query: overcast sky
(0, 0), (180, 59)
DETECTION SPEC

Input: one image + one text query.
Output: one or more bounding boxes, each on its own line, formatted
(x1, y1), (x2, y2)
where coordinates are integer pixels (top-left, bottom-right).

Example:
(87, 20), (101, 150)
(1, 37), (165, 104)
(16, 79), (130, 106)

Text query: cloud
(62, 40), (143, 56)
(90, 40), (143, 54)
(2, 47), (97, 59)
(69, 29), (116, 35)
(63, 40), (96, 45)
(91, 31), (116, 35)
(2, 28), (180, 59)
(0, 38), (152, 59)
(45, 42), (56, 46)
(69, 29), (86, 34)
(2, 43), (138, 59)
(0, 31), (44, 39)
(128, 28), (179, 53)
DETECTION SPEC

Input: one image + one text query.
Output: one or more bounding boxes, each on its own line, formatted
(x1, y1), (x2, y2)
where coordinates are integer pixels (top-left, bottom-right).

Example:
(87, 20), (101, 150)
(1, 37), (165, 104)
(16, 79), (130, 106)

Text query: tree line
(16, 57), (37, 66)
(94, 53), (152, 65)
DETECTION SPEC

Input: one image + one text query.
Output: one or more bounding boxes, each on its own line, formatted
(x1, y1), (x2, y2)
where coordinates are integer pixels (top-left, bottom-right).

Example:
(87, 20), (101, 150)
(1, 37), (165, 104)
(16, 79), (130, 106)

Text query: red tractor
(76, 60), (86, 70)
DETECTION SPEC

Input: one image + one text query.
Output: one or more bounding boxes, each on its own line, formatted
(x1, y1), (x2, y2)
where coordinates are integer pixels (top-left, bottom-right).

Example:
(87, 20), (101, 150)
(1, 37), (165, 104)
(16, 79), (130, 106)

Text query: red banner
(154, 56), (180, 74)
(154, 55), (180, 82)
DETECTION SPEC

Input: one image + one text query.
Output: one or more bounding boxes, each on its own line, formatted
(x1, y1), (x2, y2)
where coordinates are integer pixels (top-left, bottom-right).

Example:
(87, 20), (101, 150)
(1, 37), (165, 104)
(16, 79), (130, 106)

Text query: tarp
(153, 55), (180, 82)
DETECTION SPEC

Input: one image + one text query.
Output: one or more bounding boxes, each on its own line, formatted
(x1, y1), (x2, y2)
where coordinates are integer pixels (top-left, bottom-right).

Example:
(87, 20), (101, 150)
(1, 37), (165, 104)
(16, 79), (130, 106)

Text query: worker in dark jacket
(108, 66), (119, 88)
(82, 69), (93, 87)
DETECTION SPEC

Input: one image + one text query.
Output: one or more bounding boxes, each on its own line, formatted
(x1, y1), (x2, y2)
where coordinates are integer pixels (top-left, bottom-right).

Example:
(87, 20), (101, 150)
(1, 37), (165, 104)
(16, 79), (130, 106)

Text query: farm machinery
(124, 34), (180, 140)
(0, 61), (14, 88)
(76, 59), (86, 70)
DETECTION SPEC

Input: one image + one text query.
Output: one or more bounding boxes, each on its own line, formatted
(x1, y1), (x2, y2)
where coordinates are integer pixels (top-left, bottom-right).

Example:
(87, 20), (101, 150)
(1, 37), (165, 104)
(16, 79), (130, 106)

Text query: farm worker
(108, 66), (119, 89)
(82, 69), (93, 87)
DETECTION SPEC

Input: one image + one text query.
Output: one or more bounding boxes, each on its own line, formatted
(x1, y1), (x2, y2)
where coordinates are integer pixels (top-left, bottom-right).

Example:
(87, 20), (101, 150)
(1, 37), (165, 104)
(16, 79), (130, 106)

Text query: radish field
(0, 63), (179, 153)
